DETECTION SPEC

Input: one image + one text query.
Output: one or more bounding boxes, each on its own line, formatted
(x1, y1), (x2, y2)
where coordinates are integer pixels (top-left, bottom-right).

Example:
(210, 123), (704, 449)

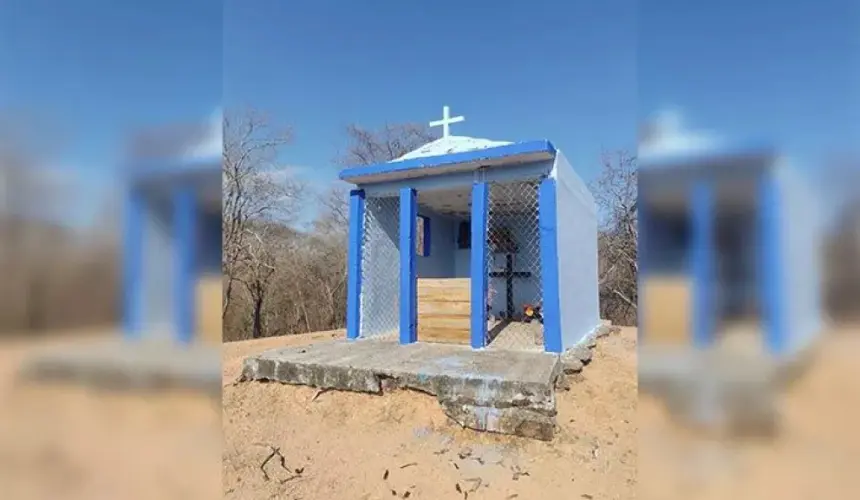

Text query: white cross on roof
(429, 105), (465, 138)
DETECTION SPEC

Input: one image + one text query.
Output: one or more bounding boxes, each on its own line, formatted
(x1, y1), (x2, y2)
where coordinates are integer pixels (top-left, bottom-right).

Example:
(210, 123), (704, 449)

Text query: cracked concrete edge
(578, 323), (619, 350)
(241, 355), (558, 404)
(553, 323), (619, 386)
(771, 340), (820, 389)
(19, 357), (222, 398)
(240, 357), (382, 393)
(637, 346), (786, 396)
(635, 345), (820, 437)
(442, 402), (557, 441)
(239, 354), (561, 440)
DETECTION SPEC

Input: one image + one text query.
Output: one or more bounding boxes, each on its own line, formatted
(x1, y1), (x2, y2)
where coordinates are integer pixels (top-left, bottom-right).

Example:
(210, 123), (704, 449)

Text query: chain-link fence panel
(360, 195), (400, 340)
(485, 179), (544, 350)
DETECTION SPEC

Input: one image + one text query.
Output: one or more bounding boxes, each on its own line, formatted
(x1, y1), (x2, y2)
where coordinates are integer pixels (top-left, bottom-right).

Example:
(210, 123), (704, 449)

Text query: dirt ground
(222, 328), (639, 499)
(225, 325), (860, 499)
(0, 324), (855, 499)
(638, 324), (860, 500)
(0, 332), (221, 499)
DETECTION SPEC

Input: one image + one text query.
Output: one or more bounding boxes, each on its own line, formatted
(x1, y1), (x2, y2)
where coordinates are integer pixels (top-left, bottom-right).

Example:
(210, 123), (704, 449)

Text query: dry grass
(222, 328), (639, 499)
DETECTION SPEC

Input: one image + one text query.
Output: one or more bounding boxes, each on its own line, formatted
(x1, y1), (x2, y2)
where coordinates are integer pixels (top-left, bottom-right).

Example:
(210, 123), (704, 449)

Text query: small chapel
(339, 107), (600, 353)
(121, 114), (222, 345)
(637, 116), (823, 359)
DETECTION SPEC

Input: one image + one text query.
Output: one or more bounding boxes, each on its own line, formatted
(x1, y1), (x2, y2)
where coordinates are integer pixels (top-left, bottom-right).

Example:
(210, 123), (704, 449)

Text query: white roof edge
(392, 135), (513, 162)
(350, 150), (552, 185)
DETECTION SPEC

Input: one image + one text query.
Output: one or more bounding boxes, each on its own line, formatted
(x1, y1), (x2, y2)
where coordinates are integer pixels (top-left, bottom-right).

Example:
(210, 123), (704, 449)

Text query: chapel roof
(638, 110), (776, 173)
(124, 110), (221, 184)
(392, 135), (513, 162)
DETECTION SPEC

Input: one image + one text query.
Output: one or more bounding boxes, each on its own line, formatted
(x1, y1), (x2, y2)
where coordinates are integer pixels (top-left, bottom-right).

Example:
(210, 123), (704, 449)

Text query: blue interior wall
(415, 207), (458, 278)
(715, 211), (759, 319)
(454, 246), (470, 277)
(644, 213), (690, 275)
(197, 209), (222, 275)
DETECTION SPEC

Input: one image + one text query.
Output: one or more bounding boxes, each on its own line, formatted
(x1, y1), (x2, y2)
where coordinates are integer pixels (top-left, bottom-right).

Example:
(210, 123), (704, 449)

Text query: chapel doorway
(484, 179), (544, 351)
(414, 186), (473, 345)
(712, 192), (763, 354)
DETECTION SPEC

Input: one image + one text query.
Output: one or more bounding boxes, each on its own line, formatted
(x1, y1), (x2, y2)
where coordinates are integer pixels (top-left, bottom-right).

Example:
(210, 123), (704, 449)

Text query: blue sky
(225, 0), (857, 179)
(224, 0), (637, 197)
(1, 0), (857, 224)
(639, 0), (859, 163)
(0, 0), (221, 222)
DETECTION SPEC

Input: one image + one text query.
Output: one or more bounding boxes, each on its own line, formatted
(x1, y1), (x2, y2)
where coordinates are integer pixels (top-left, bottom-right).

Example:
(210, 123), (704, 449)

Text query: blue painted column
(346, 189), (366, 340)
(122, 186), (145, 341)
(691, 180), (715, 349)
(173, 184), (197, 345)
(538, 178), (563, 353)
(758, 174), (785, 355)
(470, 182), (489, 349)
(399, 188), (418, 344)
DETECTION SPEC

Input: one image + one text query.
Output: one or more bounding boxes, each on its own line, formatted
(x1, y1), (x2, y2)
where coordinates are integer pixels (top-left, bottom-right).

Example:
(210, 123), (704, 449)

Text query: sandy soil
(2, 324), (854, 499)
(222, 328), (639, 499)
(638, 325), (860, 500)
(0, 333), (221, 499)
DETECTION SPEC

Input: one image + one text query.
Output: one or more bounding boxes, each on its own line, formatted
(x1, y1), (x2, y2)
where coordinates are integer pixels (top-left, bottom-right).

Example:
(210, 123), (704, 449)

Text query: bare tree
(222, 108), (303, 321)
(222, 121), (438, 342)
(591, 150), (638, 325)
(309, 188), (350, 327)
(337, 123), (437, 166)
(0, 124), (69, 331)
(825, 198), (860, 321)
(0, 116), (118, 334)
(235, 223), (278, 339)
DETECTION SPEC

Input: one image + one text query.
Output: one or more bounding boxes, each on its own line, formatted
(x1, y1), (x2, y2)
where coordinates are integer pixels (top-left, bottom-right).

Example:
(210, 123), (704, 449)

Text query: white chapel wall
(552, 150), (600, 349)
(774, 161), (823, 354)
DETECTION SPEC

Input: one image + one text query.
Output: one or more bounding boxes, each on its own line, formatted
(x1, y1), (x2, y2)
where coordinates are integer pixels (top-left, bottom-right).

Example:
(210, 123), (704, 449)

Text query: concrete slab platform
(240, 339), (562, 440)
(638, 341), (820, 437)
(17, 338), (221, 397)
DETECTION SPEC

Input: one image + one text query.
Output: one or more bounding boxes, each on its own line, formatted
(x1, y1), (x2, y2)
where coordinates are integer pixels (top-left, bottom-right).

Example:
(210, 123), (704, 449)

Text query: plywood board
(417, 300), (470, 316)
(641, 276), (691, 345)
(196, 275), (223, 344)
(417, 278), (471, 302)
(417, 278), (471, 344)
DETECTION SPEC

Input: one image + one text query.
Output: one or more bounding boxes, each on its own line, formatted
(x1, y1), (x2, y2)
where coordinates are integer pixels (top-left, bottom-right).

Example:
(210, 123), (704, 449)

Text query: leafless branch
(336, 123), (437, 166)
(590, 150), (638, 325)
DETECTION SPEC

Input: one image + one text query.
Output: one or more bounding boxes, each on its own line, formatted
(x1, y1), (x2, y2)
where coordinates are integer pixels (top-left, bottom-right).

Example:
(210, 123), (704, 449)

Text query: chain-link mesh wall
(485, 180), (544, 350)
(360, 195), (400, 340)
